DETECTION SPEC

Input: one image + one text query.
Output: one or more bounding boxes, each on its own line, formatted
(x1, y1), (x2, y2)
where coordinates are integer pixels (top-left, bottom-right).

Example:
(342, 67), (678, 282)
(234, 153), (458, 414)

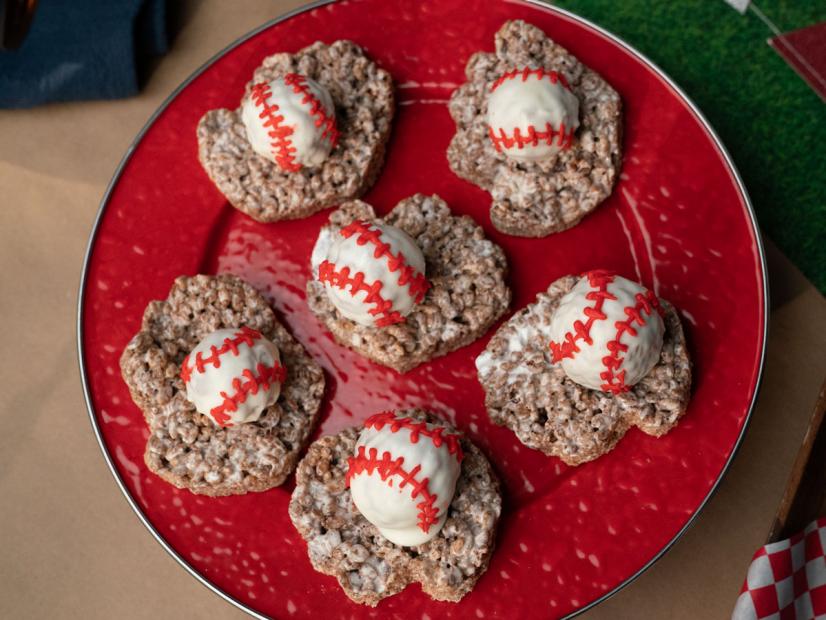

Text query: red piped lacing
(363, 412), (463, 462)
(599, 289), (663, 394)
(317, 262), (403, 327)
(346, 446), (441, 533)
(317, 221), (430, 327)
(180, 326), (262, 384)
(488, 123), (575, 152)
(249, 74), (338, 173)
(548, 271), (662, 394)
(180, 326), (286, 427)
(209, 362), (286, 427)
(283, 73), (338, 147)
(548, 271), (615, 363)
(489, 67), (571, 93)
(488, 67), (576, 153)
(250, 82), (300, 172)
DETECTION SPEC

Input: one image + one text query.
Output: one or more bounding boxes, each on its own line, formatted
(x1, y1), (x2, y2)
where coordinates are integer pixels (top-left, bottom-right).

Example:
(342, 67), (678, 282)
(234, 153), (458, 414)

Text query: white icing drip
(478, 297), (560, 385)
(307, 529), (341, 562)
(475, 351), (495, 378)
(506, 323), (535, 352)
(505, 365), (533, 385)
(310, 226), (334, 278)
(491, 168), (540, 204)
(441, 321), (462, 342)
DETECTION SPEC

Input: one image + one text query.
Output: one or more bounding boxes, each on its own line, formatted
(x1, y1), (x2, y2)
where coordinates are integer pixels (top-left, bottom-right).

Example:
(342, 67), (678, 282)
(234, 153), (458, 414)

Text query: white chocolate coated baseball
(313, 221), (429, 328)
(548, 273), (664, 392)
(241, 74), (337, 171)
(181, 327), (284, 427)
(487, 68), (580, 163)
(347, 412), (462, 546)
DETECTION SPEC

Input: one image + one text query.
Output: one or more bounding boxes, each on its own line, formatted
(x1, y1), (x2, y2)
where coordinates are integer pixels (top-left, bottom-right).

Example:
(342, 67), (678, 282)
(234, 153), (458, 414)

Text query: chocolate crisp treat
(197, 40), (394, 222)
(476, 275), (691, 466)
(289, 410), (501, 606)
(120, 274), (325, 496)
(447, 20), (622, 237)
(306, 194), (512, 373)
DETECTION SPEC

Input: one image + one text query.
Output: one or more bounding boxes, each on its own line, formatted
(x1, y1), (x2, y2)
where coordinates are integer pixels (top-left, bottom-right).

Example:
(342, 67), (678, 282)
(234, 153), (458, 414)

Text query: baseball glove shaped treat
(476, 271), (691, 466)
(198, 40), (394, 222)
(447, 20), (622, 237)
(289, 410), (501, 606)
(307, 193), (511, 372)
(120, 274), (325, 496)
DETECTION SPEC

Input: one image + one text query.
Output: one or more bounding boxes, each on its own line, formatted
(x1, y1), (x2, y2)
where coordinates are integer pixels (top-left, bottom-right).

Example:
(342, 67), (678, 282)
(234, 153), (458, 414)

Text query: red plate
(78, 1), (767, 618)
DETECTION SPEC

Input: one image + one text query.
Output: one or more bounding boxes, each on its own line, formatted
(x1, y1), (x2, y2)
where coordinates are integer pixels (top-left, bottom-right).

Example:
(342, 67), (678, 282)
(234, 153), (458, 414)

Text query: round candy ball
(347, 412), (463, 546)
(548, 272), (664, 393)
(181, 326), (285, 427)
(241, 73), (338, 172)
(315, 220), (429, 328)
(487, 67), (580, 163)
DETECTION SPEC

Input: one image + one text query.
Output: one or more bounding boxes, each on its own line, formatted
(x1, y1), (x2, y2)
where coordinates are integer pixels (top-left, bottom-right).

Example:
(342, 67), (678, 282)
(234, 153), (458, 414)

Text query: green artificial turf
(554, 0), (826, 292)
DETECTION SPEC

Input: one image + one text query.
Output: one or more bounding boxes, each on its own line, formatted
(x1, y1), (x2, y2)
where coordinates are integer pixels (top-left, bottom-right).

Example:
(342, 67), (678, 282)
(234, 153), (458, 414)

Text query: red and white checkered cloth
(733, 518), (826, 619)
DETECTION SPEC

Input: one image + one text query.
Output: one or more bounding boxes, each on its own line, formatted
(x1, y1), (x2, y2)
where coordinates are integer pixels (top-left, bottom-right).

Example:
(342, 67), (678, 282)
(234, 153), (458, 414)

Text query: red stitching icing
(548, 271), (663, 394)
(490, 67), (572, 93)
(180, 326), (262, 384)
(488, 123), (575, 153)
(488, 67), (575, 153)
(340, 221), (430, 301)
(346, 446), (441, 533)
(283, 73), (339, 147)
(363, 412), (464, 462)
(548, 271), (615, 363)
(317, 221), (430, 327)
(208, 361), (286, 427)
(250, 82), (300, 172)
(249, 74), (338, 173)
(599, 290), (663, 394)
(317, 261), (404, 327)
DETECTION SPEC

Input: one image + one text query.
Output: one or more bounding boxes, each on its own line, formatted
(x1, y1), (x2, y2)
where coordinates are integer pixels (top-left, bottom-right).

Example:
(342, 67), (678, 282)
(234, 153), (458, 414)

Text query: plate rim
(76, 1), (770, 618)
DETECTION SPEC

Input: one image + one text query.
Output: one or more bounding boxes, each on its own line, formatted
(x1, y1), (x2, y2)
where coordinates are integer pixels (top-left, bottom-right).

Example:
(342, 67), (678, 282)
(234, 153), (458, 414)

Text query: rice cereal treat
(476, 271), (691, 466)
(289, 409), (501, 606)
(198, 40), (394, 222)
(307, 193), (512, 373)
(447, 20), (622, 237)
(120, 274), (325, 496)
